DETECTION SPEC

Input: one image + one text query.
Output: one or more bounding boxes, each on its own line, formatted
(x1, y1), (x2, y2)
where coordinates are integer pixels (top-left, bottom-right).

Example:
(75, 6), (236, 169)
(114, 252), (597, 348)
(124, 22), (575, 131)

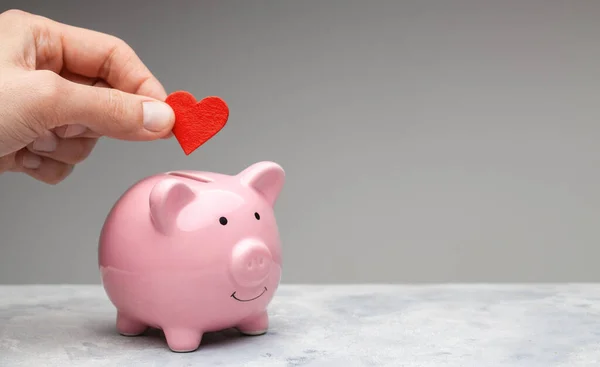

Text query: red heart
(165, 91), (230, 155)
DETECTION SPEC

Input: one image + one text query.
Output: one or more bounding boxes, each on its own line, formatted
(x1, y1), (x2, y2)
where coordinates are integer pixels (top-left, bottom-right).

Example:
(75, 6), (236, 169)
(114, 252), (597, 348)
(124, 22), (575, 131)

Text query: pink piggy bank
(98, 161), (285, 352)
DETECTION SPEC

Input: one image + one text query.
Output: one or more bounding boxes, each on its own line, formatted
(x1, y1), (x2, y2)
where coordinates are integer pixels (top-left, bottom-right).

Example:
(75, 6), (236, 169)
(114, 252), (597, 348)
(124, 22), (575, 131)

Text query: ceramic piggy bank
(98, 161), (285, 352)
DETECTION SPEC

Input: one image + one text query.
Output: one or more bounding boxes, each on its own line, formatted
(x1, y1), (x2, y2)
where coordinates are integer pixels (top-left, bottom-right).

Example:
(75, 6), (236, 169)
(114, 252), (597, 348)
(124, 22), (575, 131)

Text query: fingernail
(142, 101), (174, 132)
(22, 154), (42, 169)
(63, 124), (87, 138)
(32, 131), (58, 152)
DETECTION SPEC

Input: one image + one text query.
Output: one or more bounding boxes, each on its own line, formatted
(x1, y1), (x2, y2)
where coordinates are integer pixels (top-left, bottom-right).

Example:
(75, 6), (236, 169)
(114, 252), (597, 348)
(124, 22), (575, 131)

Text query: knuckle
(34, 70), (64, 104)
(102, 88), (133, 130)
(111, 36), (133, 58)
(1, 9), (29, 20)
(30, 71), (65, 126)
(105, 88), (125, 118)
(98, 36), (129, 79)
(105, 34), (126, 49)
(0, 10), (33, 36)
(113, 36), (130, 50)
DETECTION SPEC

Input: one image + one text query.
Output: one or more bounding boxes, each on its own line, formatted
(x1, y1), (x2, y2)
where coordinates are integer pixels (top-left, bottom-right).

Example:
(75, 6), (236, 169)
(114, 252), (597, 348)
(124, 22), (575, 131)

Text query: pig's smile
(230, 287), (268, 302)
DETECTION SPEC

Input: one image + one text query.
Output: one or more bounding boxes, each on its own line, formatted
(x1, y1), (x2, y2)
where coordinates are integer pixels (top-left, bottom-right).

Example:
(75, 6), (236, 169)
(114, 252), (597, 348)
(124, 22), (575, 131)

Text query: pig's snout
(231, 240), (272, 288)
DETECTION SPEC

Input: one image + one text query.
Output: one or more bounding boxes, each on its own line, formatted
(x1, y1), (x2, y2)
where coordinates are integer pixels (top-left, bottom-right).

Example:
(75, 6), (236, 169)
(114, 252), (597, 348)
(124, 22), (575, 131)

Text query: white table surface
(1, 284), (600, 366)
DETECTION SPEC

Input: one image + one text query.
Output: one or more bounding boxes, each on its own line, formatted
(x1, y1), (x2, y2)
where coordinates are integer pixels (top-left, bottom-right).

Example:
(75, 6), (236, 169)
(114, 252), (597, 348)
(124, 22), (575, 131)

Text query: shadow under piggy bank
(128, 327), (251, 351)
(88, 321), (263, 353)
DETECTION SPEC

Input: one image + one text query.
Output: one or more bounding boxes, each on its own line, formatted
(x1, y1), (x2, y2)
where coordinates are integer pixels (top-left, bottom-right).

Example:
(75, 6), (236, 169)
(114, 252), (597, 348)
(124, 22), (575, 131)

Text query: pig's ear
(238, 161), (285, 206)
(149, 178), (196, 235)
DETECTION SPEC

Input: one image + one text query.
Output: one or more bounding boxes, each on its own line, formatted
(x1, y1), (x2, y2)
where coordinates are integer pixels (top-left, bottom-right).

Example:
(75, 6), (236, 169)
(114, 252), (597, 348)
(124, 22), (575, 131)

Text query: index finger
(37, 14), (167, 100)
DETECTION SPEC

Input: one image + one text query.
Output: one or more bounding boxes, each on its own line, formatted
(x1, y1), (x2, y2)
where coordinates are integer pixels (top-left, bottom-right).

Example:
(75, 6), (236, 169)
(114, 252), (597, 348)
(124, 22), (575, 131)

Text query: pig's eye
(219, 217), (228, 225)
(254, 212), (260, 220)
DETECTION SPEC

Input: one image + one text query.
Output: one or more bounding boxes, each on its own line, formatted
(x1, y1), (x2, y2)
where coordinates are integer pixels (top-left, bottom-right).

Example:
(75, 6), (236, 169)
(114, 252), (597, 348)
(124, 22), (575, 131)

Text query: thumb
(37, 72), (175, 141)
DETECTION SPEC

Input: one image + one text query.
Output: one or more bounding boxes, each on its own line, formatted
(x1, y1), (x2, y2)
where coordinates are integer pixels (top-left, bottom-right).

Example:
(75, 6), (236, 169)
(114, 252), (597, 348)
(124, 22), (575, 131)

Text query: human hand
(0, 9), (175, 184)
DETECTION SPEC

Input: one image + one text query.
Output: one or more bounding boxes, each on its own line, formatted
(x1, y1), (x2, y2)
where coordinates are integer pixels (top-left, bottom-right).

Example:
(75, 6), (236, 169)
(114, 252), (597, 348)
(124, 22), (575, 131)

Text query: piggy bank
(98, 161), (285, 352)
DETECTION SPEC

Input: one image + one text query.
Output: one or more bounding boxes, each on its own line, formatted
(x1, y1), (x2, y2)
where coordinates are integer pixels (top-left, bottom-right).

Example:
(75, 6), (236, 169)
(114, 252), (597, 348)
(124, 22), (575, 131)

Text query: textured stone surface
(1, 284), (600, 366)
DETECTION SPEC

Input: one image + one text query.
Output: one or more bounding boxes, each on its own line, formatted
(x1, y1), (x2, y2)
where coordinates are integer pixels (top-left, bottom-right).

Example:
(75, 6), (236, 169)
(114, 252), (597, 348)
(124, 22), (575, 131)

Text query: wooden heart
(165, 91), (230, 155)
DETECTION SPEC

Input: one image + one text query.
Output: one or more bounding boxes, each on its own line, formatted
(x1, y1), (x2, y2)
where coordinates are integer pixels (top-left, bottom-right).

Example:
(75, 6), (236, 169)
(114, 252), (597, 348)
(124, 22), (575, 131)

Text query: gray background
(1, 0), (599, 284)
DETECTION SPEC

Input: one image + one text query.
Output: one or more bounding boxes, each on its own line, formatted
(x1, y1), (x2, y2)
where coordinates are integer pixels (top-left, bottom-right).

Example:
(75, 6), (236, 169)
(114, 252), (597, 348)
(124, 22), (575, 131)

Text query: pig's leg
(116, 311), (148, 336)
(163, 328), (203, 352)
(236, 310), (269, 336)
